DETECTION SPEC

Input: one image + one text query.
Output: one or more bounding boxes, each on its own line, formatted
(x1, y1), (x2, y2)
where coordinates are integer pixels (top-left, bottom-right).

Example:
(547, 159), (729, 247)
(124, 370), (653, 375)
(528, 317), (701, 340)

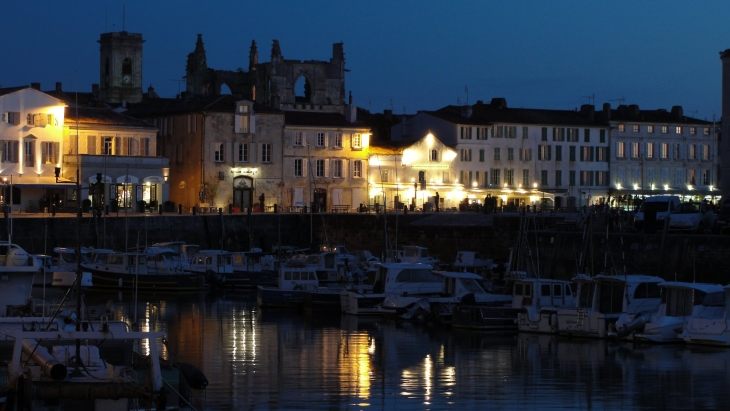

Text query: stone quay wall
(4, 211), (729, 285)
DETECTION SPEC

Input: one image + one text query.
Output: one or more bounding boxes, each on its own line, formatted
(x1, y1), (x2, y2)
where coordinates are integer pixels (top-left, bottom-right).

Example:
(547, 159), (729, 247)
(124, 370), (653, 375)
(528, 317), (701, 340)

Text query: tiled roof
(284, 111), (368, 128)
(369, 139), (418, 154)
(0, 86), (30, 98)
(429, 101), (607, 127)
(123, 95), (282, 117)
(65, 107), (157, 129)
(608, 106), (712, 125)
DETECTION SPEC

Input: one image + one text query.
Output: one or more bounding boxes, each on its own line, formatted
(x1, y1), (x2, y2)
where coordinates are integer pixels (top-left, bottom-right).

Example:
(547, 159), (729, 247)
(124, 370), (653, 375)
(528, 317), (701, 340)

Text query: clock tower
(98, 31), (144, 104)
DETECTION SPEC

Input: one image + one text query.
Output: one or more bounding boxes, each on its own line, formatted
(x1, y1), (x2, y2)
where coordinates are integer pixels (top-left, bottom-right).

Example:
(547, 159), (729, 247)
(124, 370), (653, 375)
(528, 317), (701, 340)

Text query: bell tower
(98, 31), (144, 104)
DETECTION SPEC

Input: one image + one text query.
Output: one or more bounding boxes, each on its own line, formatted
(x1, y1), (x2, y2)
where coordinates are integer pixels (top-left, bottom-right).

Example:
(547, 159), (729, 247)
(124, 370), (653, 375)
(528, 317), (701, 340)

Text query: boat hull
(84, 269), (206, 292)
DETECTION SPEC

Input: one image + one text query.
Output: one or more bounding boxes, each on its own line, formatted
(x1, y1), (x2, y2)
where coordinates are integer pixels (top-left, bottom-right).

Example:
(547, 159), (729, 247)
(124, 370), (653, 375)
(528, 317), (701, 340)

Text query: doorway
(313, 188), (327, 213)
(233, 177), (253, 210)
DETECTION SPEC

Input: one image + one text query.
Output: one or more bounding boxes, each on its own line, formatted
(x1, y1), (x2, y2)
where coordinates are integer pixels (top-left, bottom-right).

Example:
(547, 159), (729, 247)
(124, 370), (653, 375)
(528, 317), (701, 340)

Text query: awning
(116, 175), (139, 184)
(11, 176), (71, 189)
(87, 174), (112, 184)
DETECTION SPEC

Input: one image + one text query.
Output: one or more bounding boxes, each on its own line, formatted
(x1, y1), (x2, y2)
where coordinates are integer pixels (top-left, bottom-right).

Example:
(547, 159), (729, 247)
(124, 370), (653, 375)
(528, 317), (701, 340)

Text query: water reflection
(80, 291), (730, 410)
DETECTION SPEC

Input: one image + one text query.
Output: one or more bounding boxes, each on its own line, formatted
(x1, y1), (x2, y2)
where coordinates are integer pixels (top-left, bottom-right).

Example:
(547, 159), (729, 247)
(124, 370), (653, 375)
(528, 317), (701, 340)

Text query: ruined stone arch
(293, 72), (313, 104)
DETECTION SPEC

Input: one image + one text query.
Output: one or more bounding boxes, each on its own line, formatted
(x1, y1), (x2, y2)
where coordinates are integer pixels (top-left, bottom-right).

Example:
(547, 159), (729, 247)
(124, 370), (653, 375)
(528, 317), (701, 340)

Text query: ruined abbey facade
(185, 34), (347, 113)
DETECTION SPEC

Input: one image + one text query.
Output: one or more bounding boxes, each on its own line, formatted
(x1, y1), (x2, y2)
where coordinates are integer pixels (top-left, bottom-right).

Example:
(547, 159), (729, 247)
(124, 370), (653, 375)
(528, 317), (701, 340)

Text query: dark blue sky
(3, 1), (728, 120)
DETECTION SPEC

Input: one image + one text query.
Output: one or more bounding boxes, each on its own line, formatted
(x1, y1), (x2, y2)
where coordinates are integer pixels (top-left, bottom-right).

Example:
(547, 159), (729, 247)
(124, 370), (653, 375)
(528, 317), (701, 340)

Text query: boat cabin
(372, 263), (439, 294)
(511, 278), (575, 309)
(399, 246), (439, 266)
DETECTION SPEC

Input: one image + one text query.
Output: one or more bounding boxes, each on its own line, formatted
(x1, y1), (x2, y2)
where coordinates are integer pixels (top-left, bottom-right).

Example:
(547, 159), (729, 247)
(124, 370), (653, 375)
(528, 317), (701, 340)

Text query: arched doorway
(233, 177), (253, 211)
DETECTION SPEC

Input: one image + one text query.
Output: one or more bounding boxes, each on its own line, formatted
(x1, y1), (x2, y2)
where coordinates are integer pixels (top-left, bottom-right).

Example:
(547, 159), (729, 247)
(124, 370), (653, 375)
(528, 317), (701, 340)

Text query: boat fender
(617, 314), (647, 338)
(550, 313), (558, 331)
(179, 362), (208, 389)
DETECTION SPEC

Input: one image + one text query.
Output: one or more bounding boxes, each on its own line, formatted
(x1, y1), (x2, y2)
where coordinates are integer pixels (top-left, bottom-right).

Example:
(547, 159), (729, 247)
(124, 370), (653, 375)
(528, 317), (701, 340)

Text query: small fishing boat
(257, 265), (320, 309)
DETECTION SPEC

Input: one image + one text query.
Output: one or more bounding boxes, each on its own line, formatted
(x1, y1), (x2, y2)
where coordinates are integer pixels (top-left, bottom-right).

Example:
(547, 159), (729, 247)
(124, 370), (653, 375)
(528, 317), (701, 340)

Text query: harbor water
(81, 291), (730, 411)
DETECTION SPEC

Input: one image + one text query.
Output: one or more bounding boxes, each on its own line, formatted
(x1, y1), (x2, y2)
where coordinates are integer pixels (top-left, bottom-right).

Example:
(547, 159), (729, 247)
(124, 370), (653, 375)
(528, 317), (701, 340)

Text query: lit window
(352, 133), (362, 149)
(353, 160), (362, 178)
(632, 125), (639, 133)
(618, 124), (625, 132)
(214, 143), (225, 162)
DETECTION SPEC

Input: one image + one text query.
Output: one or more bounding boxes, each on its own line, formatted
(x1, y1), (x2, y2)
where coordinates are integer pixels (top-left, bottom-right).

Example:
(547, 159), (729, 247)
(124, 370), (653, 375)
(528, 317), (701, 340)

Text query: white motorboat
(0, 241), (43, 317)
(257, 265), (320, 308)
(379, 270), (512, 322)
(614, 282), (725, 343)
(511, 275), (577, 334)
(555, 273), (664, 338)
(680, 284), (730, 346)
(340, 262), (437, 316)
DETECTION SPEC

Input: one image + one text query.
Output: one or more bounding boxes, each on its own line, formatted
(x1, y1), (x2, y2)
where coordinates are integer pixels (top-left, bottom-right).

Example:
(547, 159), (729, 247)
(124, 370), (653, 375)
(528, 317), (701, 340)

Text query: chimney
(30, 82), (41, 90)
(345, 91), (357, 123)
(602, 103), (611, 121)
(671, 106), (683, 119)
(580, 104), (595, 121)
(490, 98), (507, 109)
(628, 104), (640, 117)
(55, 82), (62, 92)
(92, 84), (99, 98)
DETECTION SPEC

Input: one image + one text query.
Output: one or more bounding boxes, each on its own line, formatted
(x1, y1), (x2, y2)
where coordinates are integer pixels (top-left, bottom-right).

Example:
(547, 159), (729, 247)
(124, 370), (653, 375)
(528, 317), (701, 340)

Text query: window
(674, 143), (681, 159)
(584, 129), (591, 142)
(688, 169), (696, 185)
(479, 149), (484, 162)
(632, 125), (640, 133)
(332, 133), (342, 148)
(617, 142), (625, 158)
(380, 169), (389, 183)
(596, 171), (608, 186)
(460, 126), (472, 139)
(569, 146), (576, 161)
(293, 132), (305, 146)
(352, 133), (362, 149)
(214, 143), (225, 162)
(431, 149), (439, 162)
(332, 159), (343, 178)
(460, 149), (472, 162)
(647, 125), (654, 133)
(632, 142), (640, 158)
(541, 127), (548, 141)
(538, 145), (551, 160)
(86, 135), (97, 155)
(581, 146), (593, 162)
(236, 114), (250, 133)
(646, 142), (655, 159)
(690, 127), (697, 135)
(661, 126), (668, 134)
(688, 144), (696, 160)
(555, 170), (562, 187)
(675, 169), (684, 186)
(494, 148), (500, 161)
(618, 124), (625, 132)
(702, 169), (710, 185)
(569, 170), (576, 186)
(523, 149), (532, 161)
(507, 148), (514, 161)
(702, 145), (710, 160)
(596, 147), (607, 162)
(41, 142), (59, 165)
(1, 112), (21, 125)
(317, 132), (327, 147)
(505, 169), (514, 186)
(491, 168), (501, 185)
(600, 129), (606, 143)
(675, 126), (682, 134)
(541, 170), (548, 186)
(580, 171), (594, 186)
(187, 114), (197, 133)
(294, 159), (303, 177)
(103, 137), (113, 155)
(522, 169), (530, 186)
(660, 143), (669, 159)
(555, 146), (562, 161)
(316, 159), (326, 177)
(24, 140), (34, 165)
(141, 138), (151, 156)
(476, 127), (488, 140)
(704, 127), (711, 135)
(261, 144), (271, 162)
(353, 160), (362, 178)
(522, 126), (528, 139)
(236, 143), (248, 162)
(553, 127), (566, 142)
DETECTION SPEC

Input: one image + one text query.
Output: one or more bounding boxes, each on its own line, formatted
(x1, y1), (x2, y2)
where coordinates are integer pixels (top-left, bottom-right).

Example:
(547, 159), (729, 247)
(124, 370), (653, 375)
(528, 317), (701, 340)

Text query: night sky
(3, 1), (729, 120)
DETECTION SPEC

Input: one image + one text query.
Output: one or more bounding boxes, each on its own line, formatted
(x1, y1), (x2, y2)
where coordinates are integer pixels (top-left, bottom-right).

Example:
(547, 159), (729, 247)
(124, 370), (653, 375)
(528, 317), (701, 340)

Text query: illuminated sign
(230, 168), (259, 175)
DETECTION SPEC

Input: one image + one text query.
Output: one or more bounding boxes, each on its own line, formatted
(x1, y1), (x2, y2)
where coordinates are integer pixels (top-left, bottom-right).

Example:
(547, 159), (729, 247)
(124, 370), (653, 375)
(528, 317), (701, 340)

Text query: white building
(392, 99), (611, 209)
(607, 104), (718, 205)
(0, 86), (66, 212)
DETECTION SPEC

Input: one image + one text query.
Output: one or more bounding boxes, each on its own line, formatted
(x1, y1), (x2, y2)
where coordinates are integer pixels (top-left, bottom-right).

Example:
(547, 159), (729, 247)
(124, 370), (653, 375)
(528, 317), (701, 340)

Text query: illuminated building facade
(392, 99), (611, 209)
(0, 86), (66, 212)
(608, 104), (717, 204)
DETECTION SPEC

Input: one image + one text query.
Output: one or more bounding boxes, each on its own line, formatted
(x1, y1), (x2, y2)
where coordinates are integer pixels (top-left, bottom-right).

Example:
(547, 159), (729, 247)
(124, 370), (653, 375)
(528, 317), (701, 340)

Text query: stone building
(98, 31), (145, 104)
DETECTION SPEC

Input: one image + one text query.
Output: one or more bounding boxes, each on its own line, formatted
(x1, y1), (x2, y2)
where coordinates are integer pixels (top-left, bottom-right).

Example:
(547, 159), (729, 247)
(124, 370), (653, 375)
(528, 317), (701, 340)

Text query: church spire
(249, 40), (258, 70)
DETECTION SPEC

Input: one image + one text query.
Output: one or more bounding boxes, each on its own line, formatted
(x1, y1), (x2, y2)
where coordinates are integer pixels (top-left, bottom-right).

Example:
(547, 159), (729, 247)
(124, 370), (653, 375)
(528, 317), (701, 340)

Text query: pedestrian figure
(435, 192), (440, 212)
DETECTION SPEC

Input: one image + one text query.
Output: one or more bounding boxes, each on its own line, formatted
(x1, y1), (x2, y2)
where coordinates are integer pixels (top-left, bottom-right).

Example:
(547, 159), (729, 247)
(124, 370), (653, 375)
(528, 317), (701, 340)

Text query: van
(633, 195), (681, 231)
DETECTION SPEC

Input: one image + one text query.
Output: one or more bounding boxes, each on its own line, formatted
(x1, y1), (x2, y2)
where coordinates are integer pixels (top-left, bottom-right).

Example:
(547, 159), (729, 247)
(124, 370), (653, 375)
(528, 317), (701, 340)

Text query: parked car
(668, 201), (715, 232)
(633, 195), (681, 231)
(712, 200), (730, 234)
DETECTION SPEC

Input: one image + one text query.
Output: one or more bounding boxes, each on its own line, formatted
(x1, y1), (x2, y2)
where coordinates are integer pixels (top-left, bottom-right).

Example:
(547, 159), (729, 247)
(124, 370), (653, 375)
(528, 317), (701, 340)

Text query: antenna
(581, 93), (595, 105)
(609, 97), (625, 105)
(389, 98), (393, 111)
(465, 86), (469, 105)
